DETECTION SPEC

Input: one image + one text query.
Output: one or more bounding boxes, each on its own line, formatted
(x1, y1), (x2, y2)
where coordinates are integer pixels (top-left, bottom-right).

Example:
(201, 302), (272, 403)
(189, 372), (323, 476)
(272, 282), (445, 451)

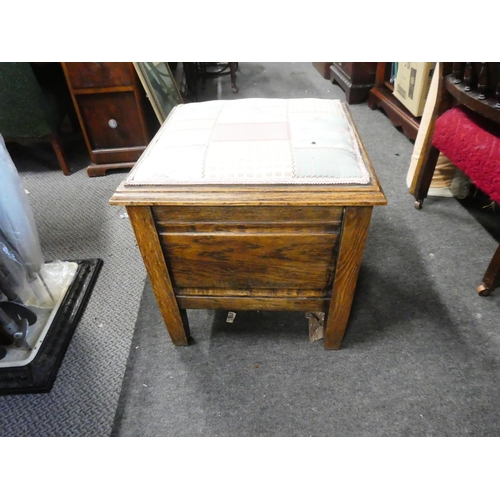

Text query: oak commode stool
(110, 98), (387, 349)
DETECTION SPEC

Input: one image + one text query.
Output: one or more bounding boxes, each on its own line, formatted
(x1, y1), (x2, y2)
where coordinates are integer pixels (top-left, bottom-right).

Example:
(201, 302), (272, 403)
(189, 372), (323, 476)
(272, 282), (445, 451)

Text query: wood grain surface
(126, 206), (190, 345)
(323, 206), (373, 349)
(161, 231), (338, 289)
(111, 102), (387, 349)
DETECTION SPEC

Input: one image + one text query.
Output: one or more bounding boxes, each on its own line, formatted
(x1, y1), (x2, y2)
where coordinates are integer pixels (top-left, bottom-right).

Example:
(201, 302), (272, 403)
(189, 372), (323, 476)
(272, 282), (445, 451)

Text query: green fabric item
(0, 62), (60, 138)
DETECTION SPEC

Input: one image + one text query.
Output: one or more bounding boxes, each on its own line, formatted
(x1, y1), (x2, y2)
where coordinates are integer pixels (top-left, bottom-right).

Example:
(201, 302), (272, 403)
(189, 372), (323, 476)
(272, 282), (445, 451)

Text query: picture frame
(133, 62), (183, 123)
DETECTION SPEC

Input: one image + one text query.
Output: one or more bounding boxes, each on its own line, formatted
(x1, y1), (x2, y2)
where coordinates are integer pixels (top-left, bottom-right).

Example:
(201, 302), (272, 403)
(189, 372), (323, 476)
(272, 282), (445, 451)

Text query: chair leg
(412, 144), (440, 209)
(49, 133), (70, 175)
(198, 63), (207, 90)
(477, 243), (500, 296)
(182, 63), (199, 101)
(230, 62), (238, 93)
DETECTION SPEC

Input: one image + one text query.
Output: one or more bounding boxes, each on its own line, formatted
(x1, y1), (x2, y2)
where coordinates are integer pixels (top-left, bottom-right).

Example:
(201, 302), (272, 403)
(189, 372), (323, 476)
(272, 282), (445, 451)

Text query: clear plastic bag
(29, 260), (78, 308)
(0, 135), (81, 364)
(0, 134), (72, 309)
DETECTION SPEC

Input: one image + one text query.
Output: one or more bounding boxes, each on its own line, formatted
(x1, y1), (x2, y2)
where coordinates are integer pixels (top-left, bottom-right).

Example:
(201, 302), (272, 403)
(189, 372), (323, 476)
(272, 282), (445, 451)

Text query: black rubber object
(0, 259), (103, 395)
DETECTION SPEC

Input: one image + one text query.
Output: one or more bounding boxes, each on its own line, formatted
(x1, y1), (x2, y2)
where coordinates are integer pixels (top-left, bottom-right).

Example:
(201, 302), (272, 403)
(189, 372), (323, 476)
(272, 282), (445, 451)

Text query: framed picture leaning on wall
(133, 62), (183, 123)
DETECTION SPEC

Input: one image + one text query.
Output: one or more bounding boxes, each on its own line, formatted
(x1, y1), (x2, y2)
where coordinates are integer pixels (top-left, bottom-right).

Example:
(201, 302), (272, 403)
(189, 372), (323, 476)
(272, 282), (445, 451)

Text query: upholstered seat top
(125, 98), (371, 186)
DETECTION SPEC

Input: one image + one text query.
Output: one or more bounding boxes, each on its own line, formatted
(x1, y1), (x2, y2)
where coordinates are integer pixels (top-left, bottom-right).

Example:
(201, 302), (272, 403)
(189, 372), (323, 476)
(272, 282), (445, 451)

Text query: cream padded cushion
(125, 98), (370, 186)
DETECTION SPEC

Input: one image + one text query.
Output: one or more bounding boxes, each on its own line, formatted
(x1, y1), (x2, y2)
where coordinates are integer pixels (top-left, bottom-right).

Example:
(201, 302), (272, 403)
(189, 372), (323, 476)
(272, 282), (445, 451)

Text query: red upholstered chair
(411, 62), (500, 296)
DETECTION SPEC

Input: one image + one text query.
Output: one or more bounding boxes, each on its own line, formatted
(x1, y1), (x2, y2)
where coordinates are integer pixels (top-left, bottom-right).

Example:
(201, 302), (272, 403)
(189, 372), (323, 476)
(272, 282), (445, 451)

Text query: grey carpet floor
(0, 136), (147, 436)
(112, 63), (500, 436)
(2, 62), (500, 436)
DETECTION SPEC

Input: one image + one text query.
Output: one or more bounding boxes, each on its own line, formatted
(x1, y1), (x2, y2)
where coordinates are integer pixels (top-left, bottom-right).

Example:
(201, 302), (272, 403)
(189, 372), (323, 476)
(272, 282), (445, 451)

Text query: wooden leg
(323, 206), (373, 349)
(49, 133), (71, 175)
(126, 206), (190, 346)
(477, 243), (500, 296)
(411, 144), (440, 209)
(230, 62), (238, 93)
(199, 63), (207, 91)
(182, 62), (199, 101)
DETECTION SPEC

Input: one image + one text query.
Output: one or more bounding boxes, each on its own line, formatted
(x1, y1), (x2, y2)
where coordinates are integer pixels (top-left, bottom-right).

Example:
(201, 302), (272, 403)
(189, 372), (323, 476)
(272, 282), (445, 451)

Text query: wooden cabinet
(61, 62), (158, 177)
(330, 62), (377, 104)
(312, 62), (333, 79)
(367, 62), (421, 141)
(110, 99), (387, 350)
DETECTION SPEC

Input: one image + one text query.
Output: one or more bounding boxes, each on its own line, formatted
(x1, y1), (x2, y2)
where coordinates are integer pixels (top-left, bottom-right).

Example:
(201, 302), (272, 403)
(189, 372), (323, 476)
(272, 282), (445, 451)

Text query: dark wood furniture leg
(127, 206), (190, 346)
(477, 243), (500, 296)
(49, 133), (71, 176)
(323, 206), (373, 349)
(409, 63), (454, 210)
(182, 63), (199, 101)
(229, 63), (238, 93)
(87, 162), (136, 177)
(411, 144), (440, 210)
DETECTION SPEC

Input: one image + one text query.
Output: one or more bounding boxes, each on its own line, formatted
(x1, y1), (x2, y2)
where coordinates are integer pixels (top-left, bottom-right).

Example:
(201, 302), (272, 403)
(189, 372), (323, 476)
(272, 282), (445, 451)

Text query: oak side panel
(126, 206), (190, 346)
(323, 206), (373, 349)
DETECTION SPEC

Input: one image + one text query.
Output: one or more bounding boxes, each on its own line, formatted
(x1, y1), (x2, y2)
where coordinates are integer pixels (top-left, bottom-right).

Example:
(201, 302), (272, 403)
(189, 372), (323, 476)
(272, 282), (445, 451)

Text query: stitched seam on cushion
(201, 102), (225, 180)
(338, 102), (370, 184)
(125, 104), (183, 184)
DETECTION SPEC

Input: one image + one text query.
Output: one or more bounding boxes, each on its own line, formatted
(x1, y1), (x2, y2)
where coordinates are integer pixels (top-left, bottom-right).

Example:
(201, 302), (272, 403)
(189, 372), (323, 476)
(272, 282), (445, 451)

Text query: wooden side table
(110, 98), (387, 349)
(61, 62), (158, 177)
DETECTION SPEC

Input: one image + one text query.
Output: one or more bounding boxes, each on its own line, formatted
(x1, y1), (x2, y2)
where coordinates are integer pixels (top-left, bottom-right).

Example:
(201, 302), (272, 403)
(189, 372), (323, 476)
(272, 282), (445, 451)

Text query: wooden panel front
(153, 206), (343, 225)
(63, 62), (134, 89)
(153, 205), (343, 293)
(76, 92), (147, 151)
(159, 232), (339, 289)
